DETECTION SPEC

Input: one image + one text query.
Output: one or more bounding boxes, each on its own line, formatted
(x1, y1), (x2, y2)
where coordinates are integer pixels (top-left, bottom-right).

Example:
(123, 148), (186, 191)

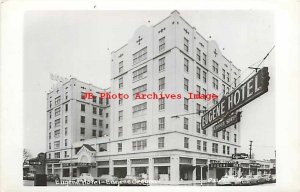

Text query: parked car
(217, 175), (241, 186)
(23, 173), (35, 180)
(253, 175), (266, 184)
(240, 175), (258, 185)
(98, 174), (119, 185)
(76, 173), (94, 183)
(47, 174), (60, 182)
(270, 174), (276, 183)
(119, 175), (148, 186)
(262, 174), (272, 183)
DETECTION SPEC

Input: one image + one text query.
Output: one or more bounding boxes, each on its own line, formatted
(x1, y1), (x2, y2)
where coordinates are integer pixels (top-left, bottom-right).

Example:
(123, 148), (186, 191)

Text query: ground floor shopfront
(45, 146), (246, 185)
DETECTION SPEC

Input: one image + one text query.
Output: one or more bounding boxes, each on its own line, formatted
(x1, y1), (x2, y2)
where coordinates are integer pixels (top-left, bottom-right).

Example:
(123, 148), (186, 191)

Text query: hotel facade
(45, 11), (273, 184)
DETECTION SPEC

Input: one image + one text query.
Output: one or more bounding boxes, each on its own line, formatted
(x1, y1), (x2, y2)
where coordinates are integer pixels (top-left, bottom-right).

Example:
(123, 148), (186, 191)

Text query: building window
(132, 121), (147, 134)
(158, 137), (165, 149)
(133, 65), (147, 82)
(203, 127), (207, 135)
(49, 101), (52, 108)
(203, 71), (207, 83)
(92, 129), (96, 137)
(119, 98), (123, 106)
(234, 124), (237, 129)
(184, 78), (189, 91)
(133, 47), (147, 65)
(234, 78), (237, 87)
(203, 141), (207, 152)
(227, 146), (230, 155)
(184, 58), (189, 72)
(81, 104), (85, 112)
(196, 122), (201, 133)
(55, 96), (61, 105)
(80, 116), (85, 123)
(93, 96), (97, 103)
(234, 148), (237, 154)
(119, 61), (124, 74)
(99, 143), (108, 152)
(213, 61), (219, 73)
(54, 119), (60, 127)
(196, 48), (201, 61)
(159, 57), (165, 72)
(159, 37), (165, 52)
(49, 111), (52, 119)
(65, 116), (68, 124)
(184, 137), (189, 149)
(184, 38), (189, 52)
(159, 98), (165, 110)
(159, 77), (165, 91)
(80, 127), (85, 135)
(196, 85), (201, 94)
(213, 77), (218, 90)
(54, 130), (60, 138)
(222, 130), (226, 140)
(184, 117), (189, 130)
(99, 120), (103, 128)
(99, 98), (103, 105)
(196, 103), (201, 115)
(132, 139), (147, 151)
(234, 134), (237, 142)
(196, 67), (201, 79)
(65, 139), (67, 147)
(203, 88), (207, 95)
(48, 143), (51, 150)
(54, 152), (60, 159)
(106, 113), (109, 118)
(203, 53), (206, 65)
(222, 84), (226, 95)
(49, 132), (51, 139)
(158, 117), (165, 130)
(64, 151), (67, 158)
(212, 143), (218, 153)
(98, 131), (102, 137)
(118, 143), (122, 152)
(93, 107), (97, 114)
(197, 140), (201, 151)
(54, 141), (60, 149)
(132, 102), (147, 114)
(99, 108), (103, 116)
(227, 72), (230, 82)
(119, 77), (123, 89)
(118, 111), (123, 121)
(226, 131), (230, 141)
(132, 84), (147, 99)
(223, 145), (226, 154)
(92, 118), (97, 126)
(49, 122), (51, 129)
(213, 127), (218, 137)
(65, 127), (67, 135)
(222, 69), (226, 79)
(118, 127), (123, 137)
(184, 98), (189, 111)
(55, 107), (60, 116)
(65, 104), (68, 112)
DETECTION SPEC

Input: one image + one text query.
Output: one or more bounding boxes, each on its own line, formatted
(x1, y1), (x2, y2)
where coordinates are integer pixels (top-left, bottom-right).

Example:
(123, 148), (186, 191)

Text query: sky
(24, 10), (275, 160)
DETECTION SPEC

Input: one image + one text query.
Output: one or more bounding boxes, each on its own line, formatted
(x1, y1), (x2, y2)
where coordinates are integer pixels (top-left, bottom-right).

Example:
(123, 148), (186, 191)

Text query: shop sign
(232, 153), (249, 159)
(214, 112), (242, 133)
(46, 159), (60, 163)
(201, 67), (270, 129)
(209, 162), (240, 168)
(250, 163), (261, 167)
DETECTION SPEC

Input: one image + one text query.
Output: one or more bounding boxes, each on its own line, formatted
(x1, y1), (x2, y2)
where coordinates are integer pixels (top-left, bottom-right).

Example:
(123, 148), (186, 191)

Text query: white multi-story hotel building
(45, 78), (110, 176)
(44, 11), (273, 184)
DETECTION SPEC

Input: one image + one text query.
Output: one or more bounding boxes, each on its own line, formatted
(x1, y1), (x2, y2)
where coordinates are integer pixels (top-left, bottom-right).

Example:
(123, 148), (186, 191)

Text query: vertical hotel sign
(201, 67), (270, 130)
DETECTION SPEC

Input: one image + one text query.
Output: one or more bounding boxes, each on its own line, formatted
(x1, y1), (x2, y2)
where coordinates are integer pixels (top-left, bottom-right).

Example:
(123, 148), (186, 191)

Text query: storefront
(153, 157), (171, 181)
(179, 157), (194, 181)
(131, 158), (149, 179)
(113, 160), (127, 178)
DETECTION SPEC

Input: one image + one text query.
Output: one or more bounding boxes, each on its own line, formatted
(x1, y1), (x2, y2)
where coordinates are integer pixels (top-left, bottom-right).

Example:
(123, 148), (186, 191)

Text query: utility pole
(249, 140), (253, 159)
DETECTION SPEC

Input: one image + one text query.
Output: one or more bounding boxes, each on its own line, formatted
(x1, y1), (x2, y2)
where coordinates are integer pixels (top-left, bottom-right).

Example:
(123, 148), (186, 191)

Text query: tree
(23, 148), (32, 163)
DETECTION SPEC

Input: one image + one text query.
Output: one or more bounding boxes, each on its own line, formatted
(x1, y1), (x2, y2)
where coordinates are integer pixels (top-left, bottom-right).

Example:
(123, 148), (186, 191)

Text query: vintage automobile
(98, 174), (119, 185)
(217, 175), (241, 186)
(270, 174), (276, 183)
(47, 174), (60, 182)
(253, 175), (266, 184)
(23, 172), (35, 180)
(119, 175), (149, 186)
(262, 174), (272, 183)
(240, 175), (258, 185)
(76, 173), (94, 183)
